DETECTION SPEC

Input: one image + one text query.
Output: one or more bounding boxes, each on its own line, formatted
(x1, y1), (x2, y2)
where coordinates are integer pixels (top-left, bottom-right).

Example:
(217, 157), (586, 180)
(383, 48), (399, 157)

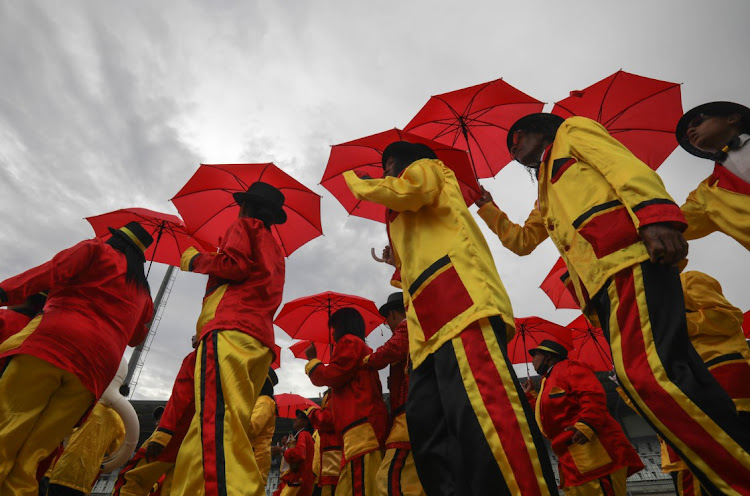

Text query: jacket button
(547, 221), (555, 231)
(564, 244), (571, 251)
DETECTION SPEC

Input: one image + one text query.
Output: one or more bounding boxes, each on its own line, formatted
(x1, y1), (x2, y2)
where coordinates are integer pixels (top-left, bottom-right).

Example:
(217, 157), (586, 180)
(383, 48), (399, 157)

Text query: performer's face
(383, 157), (398, 178)
(686, 112), (741, 154)
(293, 416), (306, 431)
(510, 130), (546, 168)
(532, 352), (550, 375)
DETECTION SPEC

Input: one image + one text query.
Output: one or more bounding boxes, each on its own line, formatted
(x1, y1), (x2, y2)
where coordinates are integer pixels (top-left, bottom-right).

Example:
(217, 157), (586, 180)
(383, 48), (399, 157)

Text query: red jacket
(0, 239), (153, 396)
(153, 350), (197, 463)
(308, 395), (342, 486)
(190, 218), (285, 353)
(306, 335), (388, 462)
(366, 319), (409, 415)
(282, 429), (316, 496)
(0, 308), (33, 344)
(527, 359), (643, 487)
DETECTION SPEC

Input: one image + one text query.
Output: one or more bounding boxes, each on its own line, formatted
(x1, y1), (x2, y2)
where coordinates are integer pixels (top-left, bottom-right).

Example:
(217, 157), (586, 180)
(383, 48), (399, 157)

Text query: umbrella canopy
(404, 78), (544, 178)
(274, 393), (317, 419)
(322, 129), (481, 223)
(171, 163), (322, 257)
(568, 315), (613, 372)
(551, 70), (683, 170)
(508, 317), (573, 377)
(274, 291), (383, 345)
(289, 340), (333, 364)
(86, 208), (216, 270)
(539, 257), (580, 310)
(743, 312), (750, 339)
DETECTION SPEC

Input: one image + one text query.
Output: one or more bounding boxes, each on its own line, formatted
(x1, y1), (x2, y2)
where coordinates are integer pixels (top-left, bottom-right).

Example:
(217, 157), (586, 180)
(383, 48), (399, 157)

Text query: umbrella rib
(186, 200), (237, 236)
(598, 71), (622, 123)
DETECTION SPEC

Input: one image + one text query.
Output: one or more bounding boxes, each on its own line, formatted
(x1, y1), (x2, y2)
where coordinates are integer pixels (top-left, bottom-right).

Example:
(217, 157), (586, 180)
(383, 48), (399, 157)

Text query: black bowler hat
(529, 339), (569, 360)
(108, 221), (154, 256)
(506, 113), (565, 154)
(676, 101), (750, 159)
(232, 182), (287, 225)
(378, 292), (405, 317)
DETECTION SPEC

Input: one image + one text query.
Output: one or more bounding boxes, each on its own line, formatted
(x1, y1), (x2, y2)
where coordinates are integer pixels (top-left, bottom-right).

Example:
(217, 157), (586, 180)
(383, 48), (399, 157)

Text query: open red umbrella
(322, 129), (481, 223)
(274, 393), (317, 419)
(539, 257), (580, 310)
(86, 208), (216, 274)
(171, 163), (322, 257)
(274, 291), (384, 345)
(552, 70), (683, 170)
(508, 317), (573, 377)
(289, 340), (333, 364)
(568, 315), (613, 372)
(404, 78), (544, 178)
(743, 311), (750, 339)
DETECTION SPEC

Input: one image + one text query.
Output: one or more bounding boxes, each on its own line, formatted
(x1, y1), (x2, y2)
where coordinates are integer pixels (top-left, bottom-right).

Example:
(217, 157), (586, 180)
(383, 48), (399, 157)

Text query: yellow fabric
(119, 226), (148, 253)
(322, 448), (343, 481)
(674, 469), (704, 496)
(312, 430), (321, 482)
(0, 354), (94, 496)
(48, 402), (125, 492)
(195, 284), (228, 334)
(375, 448), (425, 496)
(336, 450), (382, 496)
(171, 331), (272, 496)
(321, 486), (336, 496)
(342, 422), (380, 462)
(563, 465), (628, 495)
(344, 160), (516, 368)
(0, 313), (42, 354)
(682, 175), (750, 250)
(567, 437), (612, 474)
(179, 246), (200, 271)
(149, 429), (172, 448)
(385, 412), (409, 445)
(535, 377), (547, 438)
(280, 483), (302, 496)
(114, 452), (174, 496)
(574, 422), (597, 443)
(477, 202), (549, 255)
(305, 358), (323, 375)
(249, 394), (276, 486)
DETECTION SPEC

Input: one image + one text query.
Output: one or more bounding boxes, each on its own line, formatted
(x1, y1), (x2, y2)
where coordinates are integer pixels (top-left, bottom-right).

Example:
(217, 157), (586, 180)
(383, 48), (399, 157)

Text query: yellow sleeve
(477, 203), (548, 255)
(250, 398), (275, 436)
(107, 415), (126, 456)
(343, 159), (445, 212)
(681, 185), (716, 241)
(681, 271), (743, 337)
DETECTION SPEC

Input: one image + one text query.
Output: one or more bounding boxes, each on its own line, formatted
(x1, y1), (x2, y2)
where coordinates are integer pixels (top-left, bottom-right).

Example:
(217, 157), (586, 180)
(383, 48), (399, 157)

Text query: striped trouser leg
(336, 451), (382, 496)
(594, 261), (750, 495)
(376, 447), (425, 496)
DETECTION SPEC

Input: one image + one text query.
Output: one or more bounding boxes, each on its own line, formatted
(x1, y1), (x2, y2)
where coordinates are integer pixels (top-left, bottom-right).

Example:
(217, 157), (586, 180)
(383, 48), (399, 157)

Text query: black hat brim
(676, 102), (750, 159)
(232, 192), (287, 224)
(378, 300), (403, 318)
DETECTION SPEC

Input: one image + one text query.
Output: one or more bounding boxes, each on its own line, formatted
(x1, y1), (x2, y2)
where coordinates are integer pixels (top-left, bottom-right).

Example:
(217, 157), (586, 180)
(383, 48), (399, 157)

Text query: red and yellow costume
(275, 428), (316, 496)
(345, 160), (556, 496)
(250, 394), (277, 486)
(0, 308), (33, 344)
(47, 402), (125, 494)
(527, 359), (643, 495)
(364, 319), (425, 496)
(114, 350), (197, 496)
(172, 217), (285, 496)
(308, 392), (341, 494)
(478, 116), (750, 495)
(0, 238), (153, 496)
(306, 334), (388, 496)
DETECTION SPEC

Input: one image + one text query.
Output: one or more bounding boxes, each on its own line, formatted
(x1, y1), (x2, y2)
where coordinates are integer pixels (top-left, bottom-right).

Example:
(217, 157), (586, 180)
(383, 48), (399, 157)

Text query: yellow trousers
(376, 448), (424, 496)
(336, 451), (382, 496)
(563, 466), (628, 496)
(171, 330), (271, 496)
(0, 354), (94, 496)
(113, 450), (174, 496)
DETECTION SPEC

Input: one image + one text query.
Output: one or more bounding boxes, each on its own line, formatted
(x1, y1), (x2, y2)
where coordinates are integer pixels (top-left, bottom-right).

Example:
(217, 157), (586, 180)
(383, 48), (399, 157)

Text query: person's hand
(639, 223), (688, 265)
(145, 442), (165, 462)
(521, 379), (534, 394)
(305, 343), (317, 360)
(565, 426), (589, 445)
(608, 367), (619, 386)
(271, 445), (283, 456)
(474, 186), (494, 208)
(371, 245), (396, 267)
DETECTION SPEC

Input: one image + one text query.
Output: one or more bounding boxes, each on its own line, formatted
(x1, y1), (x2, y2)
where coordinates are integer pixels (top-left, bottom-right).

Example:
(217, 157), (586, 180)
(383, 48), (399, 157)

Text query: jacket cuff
(180, 247), (201, 271)
(150, 429), (173, 447)
(633, 199), (687, 230)
(574, 421), (597, 442)
(390, 269), (402, 289)
(305, 358), (323, 376)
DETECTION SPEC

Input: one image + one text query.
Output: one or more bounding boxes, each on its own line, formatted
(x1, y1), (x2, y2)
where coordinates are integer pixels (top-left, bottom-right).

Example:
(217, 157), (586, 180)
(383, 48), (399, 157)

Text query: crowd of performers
(0, 100), (748, 496)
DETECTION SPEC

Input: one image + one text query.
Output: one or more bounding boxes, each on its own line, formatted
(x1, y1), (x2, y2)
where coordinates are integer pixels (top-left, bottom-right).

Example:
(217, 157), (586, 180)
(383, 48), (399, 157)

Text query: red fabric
(568, 316), (613, 372)
(711, 163), (750, 196)
(743, 311), (750, 340)
(507, 317), (573, 364)
(308, 335), (388, 448)
(389, 449), (409, 496)
(540, 258), (580, 310)
(291, 340), (333, 364)
(0, 238), (153, 396)
(283, 430), (316, 496)
(36, 444), (63, 482)
(274, 292), (383, 344)
(405, 78), (544, 178)
(155, 350), (197, 462)
(113, 445), (146, 495)
(551, 70), (682, 170)
(632, 201), (687, 229)
(86, 208), (216, 267)
(171, 163), (322, 257)
(411, 265), (474, 341)
(533, 360), (643, 486)
(199, 334), (223, 494)
(709, 361), (750, 407)
(322, 128), (481, 223)
(192, 218), (285, 353)
(308, 397), (343, 486)
(578, 206), (642, 258)
(275, 394), (317, 419)
(367, 319), (409, 414)
(0, 309), (32, 344)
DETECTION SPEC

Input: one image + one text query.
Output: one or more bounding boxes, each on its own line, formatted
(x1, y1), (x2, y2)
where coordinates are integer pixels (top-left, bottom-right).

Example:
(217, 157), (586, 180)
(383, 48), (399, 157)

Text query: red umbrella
(274, 393), (317, 419)
(551, 70), (683, 170)
(539, 257), (580, 310)
(743, 311), (750, 339)
(289, 340), (333, 364)
(171, 163), (322, 257)
(404, 78), (544, 178)
(322, 129), (481, 223)
(85, 208), (216, 274)
(274, 291), (384, 345)
(568, 315), (613, 372)
(508, 317), (573, 377)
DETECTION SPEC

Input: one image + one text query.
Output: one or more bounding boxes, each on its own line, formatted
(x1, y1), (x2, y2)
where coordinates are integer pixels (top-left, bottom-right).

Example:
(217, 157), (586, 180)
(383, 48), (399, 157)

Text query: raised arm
(181, 220), (255, 281)
(477, 202), (548, 256)
(306, 336), (363, 388)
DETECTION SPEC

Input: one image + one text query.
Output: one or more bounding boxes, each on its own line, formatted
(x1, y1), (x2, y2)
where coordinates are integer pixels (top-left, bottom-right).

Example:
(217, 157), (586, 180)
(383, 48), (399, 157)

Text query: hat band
(119, 226), (147, 253)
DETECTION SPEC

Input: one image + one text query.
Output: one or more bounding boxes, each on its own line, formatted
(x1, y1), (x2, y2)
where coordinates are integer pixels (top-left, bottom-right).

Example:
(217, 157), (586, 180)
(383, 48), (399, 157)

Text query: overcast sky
(1, 0), (749, 400)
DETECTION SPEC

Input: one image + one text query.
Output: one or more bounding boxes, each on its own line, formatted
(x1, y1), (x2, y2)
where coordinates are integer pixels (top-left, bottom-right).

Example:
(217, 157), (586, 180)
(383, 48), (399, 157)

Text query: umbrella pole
(146, 222), (166, 279)
(522, 330), (530, 378)
(460, 124), (479, 178)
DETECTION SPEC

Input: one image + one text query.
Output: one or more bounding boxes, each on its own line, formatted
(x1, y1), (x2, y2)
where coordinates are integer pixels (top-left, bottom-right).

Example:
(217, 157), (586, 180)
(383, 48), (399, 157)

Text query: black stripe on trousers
(212, 331), (228, 496)
(387, 449), (400, 496)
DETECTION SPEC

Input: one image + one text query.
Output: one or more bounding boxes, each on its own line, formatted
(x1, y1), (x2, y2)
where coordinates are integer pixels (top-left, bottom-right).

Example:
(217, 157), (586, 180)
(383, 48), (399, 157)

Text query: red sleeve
(566, 361), (608, 434)
(367, 321), (408, 370)
(525, 390), (537, 409)
(308, 336), (364, 388)
(632, 199), (687, 230)
(284, 431), (312, 464)
(308, 406), (334, 432)
(190, 220), (255, 281)
(157, 351), (197, 435)
(0, 240), (97, 306)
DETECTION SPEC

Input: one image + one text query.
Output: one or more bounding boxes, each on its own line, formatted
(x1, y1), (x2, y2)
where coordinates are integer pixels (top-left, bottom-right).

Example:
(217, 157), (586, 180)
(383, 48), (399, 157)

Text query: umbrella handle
(371, 248), (386, 263)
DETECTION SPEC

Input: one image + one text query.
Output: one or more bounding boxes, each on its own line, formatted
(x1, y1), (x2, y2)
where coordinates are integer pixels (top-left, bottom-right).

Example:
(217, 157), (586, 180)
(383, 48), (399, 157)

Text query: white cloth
(721, 134), (750, 184)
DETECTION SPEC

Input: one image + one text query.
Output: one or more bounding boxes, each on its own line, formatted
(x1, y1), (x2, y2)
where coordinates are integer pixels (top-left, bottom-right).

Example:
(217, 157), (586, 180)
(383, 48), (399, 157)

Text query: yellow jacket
(345, 159), (515, 368)
(478, 116), (685, 300)
(250, 395), (277, 485)
(48, 403), (125, 492)
(682, 164), (750, 251)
